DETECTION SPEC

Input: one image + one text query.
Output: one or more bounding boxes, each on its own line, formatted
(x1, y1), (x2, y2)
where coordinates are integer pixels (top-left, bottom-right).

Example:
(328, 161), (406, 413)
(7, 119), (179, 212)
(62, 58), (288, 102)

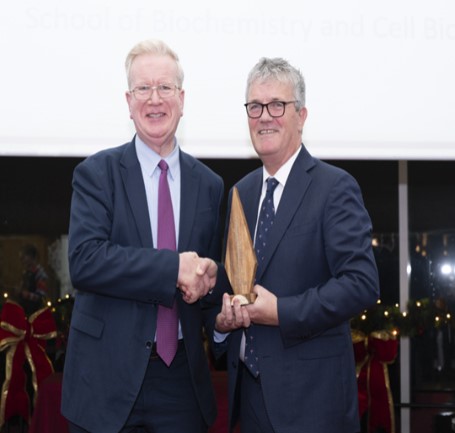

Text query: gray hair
(246, 57), (306, 109)
(125, 39), (184, 89)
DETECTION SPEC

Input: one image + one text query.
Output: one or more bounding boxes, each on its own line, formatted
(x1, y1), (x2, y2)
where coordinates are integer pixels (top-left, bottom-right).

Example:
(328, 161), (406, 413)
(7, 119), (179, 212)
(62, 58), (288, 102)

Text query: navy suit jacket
(61, 139), (224, 433)
(222, 145), (379, 433)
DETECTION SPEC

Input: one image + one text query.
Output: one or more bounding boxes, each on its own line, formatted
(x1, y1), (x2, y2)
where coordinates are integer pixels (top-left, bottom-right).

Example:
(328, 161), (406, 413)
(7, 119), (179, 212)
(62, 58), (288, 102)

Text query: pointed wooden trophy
(224, 187), (257, 305)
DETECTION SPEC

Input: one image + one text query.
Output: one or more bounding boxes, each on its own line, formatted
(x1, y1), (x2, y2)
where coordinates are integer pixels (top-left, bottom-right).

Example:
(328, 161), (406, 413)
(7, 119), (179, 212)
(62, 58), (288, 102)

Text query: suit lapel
(178, 151), (199, 251)
(120, 141), (154, 248)
(256, 147), (315, 280)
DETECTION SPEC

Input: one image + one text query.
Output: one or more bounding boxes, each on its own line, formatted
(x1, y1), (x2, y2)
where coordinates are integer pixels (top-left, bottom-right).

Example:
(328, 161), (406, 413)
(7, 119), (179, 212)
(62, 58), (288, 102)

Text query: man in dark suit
(215, 58), (380, 433)
(61, 39), (224, 433)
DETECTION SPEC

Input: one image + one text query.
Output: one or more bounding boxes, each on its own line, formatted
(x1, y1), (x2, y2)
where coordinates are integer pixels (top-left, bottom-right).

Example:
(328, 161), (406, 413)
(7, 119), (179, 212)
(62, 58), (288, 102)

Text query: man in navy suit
(215, 58), (380, 433)
(61, 39), (224, 433)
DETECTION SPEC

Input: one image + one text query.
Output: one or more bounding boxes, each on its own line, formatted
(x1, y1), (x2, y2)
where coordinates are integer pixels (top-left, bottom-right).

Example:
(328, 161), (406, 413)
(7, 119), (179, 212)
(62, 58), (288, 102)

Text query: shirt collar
(135, 135), (180, 179)
(262, 144), (302, 187)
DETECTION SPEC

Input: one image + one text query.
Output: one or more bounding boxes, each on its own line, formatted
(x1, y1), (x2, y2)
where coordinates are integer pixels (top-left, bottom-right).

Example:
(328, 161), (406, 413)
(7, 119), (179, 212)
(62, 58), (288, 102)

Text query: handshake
(177, 252), (217, 304)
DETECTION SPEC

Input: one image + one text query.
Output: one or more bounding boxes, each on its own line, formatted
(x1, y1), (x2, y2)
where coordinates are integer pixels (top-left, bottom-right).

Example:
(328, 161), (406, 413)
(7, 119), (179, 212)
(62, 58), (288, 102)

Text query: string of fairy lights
(351, 298), (453, 336)
(2, 291), (73, 309)
(1, 291), (452, 338)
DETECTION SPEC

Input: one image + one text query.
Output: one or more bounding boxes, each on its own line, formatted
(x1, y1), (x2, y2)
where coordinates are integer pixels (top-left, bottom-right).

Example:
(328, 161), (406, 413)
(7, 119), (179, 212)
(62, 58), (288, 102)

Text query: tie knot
(158, 160), (169, 172)
(266, 177), (278, 195)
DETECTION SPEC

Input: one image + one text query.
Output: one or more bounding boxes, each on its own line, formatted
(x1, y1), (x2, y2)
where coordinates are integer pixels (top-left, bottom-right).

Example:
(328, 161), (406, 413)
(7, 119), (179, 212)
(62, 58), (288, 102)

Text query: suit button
(146, 340), (153, 349)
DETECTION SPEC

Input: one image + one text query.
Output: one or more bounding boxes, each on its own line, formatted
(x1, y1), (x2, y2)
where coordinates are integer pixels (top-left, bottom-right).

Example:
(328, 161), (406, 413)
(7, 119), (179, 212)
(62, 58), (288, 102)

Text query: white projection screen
(1, 0), (454, 159)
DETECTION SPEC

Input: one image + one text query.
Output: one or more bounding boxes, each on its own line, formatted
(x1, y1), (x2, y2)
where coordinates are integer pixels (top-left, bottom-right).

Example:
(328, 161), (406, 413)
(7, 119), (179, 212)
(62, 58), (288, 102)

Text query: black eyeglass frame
(244, 100), (298, 119)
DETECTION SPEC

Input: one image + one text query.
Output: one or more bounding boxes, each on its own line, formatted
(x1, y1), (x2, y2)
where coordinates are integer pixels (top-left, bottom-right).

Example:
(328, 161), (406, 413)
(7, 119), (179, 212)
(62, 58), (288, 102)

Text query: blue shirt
(135, 136), (181, 249)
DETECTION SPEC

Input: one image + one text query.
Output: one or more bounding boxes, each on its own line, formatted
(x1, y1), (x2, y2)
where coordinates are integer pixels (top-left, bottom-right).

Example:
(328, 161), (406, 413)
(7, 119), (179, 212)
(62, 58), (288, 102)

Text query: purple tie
(156, 159), (179, 366)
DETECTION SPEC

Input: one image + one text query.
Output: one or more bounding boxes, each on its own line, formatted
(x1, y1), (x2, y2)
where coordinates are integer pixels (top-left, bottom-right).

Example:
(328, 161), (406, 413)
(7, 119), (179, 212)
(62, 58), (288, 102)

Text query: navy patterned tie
(155, 160), (179, 366)
(244, 177), (279, 377)
(254, 177), (279, 262)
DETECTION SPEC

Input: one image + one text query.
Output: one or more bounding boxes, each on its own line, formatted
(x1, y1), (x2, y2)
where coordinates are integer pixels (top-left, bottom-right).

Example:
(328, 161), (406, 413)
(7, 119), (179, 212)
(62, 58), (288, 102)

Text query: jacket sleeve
(278, 171), (379, 347)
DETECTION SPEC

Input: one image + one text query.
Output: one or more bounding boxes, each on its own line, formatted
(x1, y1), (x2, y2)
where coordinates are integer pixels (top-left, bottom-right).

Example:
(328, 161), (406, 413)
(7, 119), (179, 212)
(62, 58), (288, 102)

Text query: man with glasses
(62, 39), (224, 433)
(215, 57), (380, 433)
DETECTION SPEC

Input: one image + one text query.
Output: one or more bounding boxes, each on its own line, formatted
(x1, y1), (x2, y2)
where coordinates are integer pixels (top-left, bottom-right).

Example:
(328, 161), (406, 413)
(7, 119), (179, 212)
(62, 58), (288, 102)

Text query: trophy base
(230, 293), (257, 306)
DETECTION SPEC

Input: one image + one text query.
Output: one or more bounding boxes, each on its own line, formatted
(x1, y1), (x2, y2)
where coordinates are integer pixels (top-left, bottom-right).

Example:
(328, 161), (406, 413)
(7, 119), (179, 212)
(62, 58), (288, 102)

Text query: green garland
(51, 297), (453, 339)
(350, 298), (453, 337)
(1, 294), (451, 343)
(51, 295), (74, 338)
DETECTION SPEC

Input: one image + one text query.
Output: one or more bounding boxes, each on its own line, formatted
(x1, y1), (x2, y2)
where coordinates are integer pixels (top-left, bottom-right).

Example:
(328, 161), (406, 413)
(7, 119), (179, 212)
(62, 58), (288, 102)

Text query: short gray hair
(246, 57), (306, 109)
(125, 39), (184, 89)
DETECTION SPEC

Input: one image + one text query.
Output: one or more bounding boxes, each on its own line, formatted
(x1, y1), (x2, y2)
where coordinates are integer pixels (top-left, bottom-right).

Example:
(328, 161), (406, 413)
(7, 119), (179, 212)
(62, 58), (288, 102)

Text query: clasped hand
(177, 252), (217, 304)
(215, 284), (279, 333)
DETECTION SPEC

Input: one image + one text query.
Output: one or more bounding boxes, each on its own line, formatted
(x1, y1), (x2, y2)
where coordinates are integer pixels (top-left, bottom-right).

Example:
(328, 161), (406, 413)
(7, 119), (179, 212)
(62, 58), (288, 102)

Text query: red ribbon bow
(352, 329), (398, 433)
(0, 300), (57, 427)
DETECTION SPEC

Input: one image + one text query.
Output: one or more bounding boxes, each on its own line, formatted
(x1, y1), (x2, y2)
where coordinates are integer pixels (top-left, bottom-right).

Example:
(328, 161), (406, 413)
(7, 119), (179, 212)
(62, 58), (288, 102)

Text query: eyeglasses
(129, 83), (180, 100)
(244, 100), (297, 119)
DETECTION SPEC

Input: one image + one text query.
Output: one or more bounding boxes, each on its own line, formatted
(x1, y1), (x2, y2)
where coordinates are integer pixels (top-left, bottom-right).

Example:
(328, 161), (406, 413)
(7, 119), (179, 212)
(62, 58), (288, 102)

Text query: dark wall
(0, 156), (406, 236)
(0, 156), (261, 236)
(0, 157), (83, 235)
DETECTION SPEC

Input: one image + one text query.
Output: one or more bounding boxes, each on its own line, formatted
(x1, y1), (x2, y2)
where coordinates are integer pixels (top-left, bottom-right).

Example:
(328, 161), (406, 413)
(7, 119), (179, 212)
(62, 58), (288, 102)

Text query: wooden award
(224, 187), (257, 305)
